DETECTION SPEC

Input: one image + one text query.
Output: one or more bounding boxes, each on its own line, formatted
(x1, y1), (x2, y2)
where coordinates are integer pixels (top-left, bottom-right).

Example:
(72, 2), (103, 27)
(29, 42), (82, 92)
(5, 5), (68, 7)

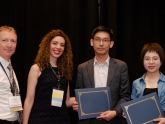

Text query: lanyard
(49, 63), (61, 89)
(0, 62), (14, 95)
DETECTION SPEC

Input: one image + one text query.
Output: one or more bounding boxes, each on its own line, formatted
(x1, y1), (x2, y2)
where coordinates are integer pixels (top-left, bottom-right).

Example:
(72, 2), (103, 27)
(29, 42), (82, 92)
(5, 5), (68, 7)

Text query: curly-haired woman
(23, 29), (75, 124)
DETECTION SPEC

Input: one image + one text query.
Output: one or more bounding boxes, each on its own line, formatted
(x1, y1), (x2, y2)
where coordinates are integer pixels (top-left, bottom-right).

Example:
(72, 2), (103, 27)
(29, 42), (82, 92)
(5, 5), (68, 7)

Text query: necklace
(145, 79), (156, 85)
(145, 72), (161, 86)
(145, 76), (158, 85)
(49, 63), (61, 89)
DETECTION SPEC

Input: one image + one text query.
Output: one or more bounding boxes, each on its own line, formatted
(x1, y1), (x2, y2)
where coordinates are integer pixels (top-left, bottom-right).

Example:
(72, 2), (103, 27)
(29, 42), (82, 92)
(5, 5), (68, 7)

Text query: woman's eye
(61, 44), (65, 47)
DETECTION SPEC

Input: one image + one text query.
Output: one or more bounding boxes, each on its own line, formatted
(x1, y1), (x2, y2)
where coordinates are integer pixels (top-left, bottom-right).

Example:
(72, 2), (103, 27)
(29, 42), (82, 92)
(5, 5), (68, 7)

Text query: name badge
(51, 89), (64, 107)
(9, 96), (23, 111)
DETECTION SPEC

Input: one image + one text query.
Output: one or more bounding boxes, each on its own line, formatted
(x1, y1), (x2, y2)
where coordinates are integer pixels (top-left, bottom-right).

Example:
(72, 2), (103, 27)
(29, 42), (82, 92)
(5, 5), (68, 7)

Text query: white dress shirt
(94, 56), (109, 87)
(0, 56), (19, 121)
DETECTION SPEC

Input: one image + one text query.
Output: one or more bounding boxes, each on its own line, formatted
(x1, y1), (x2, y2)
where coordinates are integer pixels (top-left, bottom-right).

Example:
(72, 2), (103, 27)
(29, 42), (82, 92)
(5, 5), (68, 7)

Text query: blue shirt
(131, 72), (165, 111)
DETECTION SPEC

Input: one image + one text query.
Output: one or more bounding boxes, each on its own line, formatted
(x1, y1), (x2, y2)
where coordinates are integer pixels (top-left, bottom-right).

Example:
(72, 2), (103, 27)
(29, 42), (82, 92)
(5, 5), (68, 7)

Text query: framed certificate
(121, 92), (164, 124)
(75, 87), (112, 120)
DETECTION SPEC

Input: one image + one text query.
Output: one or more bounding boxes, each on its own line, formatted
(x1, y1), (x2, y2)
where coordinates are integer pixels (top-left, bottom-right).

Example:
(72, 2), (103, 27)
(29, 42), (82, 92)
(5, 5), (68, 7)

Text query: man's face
(90, 31), (114, 56)
(0, 30), (17, 61)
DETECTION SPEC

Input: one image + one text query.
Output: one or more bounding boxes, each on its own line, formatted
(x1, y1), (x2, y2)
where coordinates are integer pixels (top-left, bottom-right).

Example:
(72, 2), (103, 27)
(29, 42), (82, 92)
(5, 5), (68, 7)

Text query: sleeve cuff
(113, 109), (120, 117)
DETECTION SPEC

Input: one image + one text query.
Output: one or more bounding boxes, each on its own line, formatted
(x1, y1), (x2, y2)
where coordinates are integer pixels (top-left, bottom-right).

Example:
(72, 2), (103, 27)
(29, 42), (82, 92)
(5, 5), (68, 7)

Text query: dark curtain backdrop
(1, 0), (165, 123)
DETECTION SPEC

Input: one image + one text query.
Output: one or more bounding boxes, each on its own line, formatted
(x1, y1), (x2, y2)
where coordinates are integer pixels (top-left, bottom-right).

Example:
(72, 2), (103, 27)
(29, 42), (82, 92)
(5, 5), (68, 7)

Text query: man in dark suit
(73, 26), (130, 124)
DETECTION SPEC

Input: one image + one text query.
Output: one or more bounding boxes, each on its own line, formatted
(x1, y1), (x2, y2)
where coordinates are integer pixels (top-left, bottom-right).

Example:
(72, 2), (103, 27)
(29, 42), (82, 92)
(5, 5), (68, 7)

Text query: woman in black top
(23, 29), (75, 124)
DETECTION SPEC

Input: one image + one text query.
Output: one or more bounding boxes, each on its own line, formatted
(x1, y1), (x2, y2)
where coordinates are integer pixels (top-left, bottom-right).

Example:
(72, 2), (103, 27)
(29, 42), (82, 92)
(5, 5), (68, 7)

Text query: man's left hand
(96, 110), (117, 121)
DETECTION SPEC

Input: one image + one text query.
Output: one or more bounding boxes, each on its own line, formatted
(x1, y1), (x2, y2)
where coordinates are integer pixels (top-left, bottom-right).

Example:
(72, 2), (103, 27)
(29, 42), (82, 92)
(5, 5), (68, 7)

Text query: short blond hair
(0, 25), (17, 35)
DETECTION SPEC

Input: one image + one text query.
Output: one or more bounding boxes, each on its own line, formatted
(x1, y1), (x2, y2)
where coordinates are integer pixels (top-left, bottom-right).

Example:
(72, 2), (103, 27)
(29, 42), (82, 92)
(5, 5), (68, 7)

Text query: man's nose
(7, 41), (12, 47)
(99, 40), (103, 45)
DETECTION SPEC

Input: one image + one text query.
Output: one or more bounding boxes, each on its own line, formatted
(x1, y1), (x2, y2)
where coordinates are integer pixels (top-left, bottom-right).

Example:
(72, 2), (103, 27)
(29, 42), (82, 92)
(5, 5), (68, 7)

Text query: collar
(94, 56), (110, 66)
(0, 56), (10, 68)
(140, 72), (165, 83)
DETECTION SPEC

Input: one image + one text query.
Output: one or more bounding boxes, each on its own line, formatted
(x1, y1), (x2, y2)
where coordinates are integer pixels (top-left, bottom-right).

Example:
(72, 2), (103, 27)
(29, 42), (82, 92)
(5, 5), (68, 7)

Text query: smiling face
(90, 31), (114, 57)
(143, 51), (162, 73)
(0, 30), (17, 61)
(49, 36), (65, 61)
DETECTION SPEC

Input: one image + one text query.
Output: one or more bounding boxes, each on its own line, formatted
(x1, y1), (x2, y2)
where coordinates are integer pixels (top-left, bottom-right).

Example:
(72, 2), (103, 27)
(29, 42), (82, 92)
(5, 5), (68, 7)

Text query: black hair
(91, 26), (114, 41)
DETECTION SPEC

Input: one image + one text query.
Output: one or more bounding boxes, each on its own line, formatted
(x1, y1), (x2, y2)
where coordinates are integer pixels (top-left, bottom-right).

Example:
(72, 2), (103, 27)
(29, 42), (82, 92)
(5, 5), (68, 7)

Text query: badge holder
(9, 96), (23, 111)
(51, 88), (64, 107)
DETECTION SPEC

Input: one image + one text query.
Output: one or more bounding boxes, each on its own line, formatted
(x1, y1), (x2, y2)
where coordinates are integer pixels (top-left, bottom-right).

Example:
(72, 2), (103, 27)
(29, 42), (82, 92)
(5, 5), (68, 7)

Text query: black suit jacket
(76, 58), (130, 124)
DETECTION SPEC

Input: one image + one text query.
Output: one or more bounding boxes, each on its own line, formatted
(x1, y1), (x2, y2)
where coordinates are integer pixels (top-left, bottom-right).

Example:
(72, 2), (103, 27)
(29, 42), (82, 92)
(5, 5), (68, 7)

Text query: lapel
(86, 59), (95, 88)
(106, 58), (117, 86)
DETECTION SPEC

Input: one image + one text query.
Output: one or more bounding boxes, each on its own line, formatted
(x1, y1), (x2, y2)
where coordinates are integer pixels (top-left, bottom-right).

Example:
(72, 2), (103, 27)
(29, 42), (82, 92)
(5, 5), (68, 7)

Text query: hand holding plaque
(75, 87), (112, 120)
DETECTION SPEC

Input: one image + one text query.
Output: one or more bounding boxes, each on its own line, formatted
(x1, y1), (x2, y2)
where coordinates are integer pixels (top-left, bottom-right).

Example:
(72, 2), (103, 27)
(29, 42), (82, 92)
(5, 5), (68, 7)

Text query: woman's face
(49, 36), (65, 60)
(143, 51), (162, 73)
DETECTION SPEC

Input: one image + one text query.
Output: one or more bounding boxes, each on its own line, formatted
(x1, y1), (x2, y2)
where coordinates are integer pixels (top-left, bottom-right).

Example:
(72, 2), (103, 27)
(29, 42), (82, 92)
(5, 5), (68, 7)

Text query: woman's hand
(72, 101), (78, 111)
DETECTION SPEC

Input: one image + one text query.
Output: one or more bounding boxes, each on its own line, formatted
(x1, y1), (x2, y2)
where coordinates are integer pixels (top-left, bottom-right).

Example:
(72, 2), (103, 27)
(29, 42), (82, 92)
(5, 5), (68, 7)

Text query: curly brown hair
(34, 29), (73, 80)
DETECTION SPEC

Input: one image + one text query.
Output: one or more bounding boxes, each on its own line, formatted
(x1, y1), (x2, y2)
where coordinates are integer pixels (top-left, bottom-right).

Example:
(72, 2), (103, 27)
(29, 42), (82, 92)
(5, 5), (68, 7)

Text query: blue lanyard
(0, 62), (14, 95)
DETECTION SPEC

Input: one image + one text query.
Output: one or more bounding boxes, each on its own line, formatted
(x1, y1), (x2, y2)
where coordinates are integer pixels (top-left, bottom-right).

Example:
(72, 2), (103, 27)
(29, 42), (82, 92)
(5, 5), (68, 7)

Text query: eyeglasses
(93, 38), (110, 43)
(143, 56), (160, 62)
